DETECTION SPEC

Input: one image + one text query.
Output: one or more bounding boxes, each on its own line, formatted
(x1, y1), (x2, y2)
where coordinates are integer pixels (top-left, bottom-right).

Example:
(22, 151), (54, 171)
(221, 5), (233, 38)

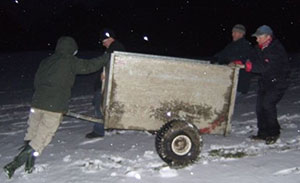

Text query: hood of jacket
(55, 36), (78, 55)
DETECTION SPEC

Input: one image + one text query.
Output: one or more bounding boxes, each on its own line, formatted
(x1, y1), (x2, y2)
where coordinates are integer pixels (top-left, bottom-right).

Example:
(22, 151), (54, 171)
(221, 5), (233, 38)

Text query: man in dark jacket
(213, 24), (253, 94)
(232, 25), (290, 144)
(86, 28), (125, 139)
(3, 36), (109, 178)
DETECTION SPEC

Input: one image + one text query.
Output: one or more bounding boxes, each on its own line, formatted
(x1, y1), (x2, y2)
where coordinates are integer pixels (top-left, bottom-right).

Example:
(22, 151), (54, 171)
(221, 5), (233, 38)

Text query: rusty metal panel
(103, 51), (239, 135)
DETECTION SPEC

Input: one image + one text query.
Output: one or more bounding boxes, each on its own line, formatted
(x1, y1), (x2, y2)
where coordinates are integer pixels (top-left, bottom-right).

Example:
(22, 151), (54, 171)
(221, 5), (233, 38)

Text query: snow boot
(16, 140), (36, 173)
(265, 135), (279, 145)
(25, 151), (36, 174)
(85, 131), (104, 139)
(249, 134), (266, 141)
(3, 144), (34, 179)
(19, 140), (36, 173)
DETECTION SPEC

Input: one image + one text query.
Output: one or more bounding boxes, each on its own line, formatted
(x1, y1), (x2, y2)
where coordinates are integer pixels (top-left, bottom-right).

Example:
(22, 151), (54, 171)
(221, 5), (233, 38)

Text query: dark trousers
(92, 90), (105, 136)
(256, 84), (285, 137)
(237, 70), (252, 94)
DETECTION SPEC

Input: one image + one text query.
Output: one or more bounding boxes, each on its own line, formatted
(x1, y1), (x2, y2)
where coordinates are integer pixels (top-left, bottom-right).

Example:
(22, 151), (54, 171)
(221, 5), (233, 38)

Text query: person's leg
(29, 109), (63, 155)
(86, 90), (105, 138)
(3, 108), (46, 178)
(255, 88), (268, 138)
(93, 90), (104, 136)
(92, 123), (105, 136)
(263, 89), (285, 137)
(237, 70), (252, 94)
(24, 108), (43, 141)
(3, 145), (35, 178)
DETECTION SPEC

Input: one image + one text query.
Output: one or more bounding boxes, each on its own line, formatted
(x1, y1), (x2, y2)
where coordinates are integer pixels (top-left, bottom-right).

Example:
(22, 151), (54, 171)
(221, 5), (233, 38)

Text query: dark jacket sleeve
(214, 38), (252, 65)
(250, 41), (289, 79)
(71, 53), (110, 75)
(250, 40), (290, 90)
(214, 46), (229, 64)
(94, 40), (126, 91)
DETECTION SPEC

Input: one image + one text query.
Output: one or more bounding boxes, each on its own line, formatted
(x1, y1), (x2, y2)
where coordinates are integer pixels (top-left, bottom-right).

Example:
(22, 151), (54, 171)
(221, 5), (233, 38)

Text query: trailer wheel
(155, 120), (202, 167)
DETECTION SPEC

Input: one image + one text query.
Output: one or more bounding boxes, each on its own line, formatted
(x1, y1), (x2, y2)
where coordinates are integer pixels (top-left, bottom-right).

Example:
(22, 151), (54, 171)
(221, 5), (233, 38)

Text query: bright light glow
(105, 32), (110, 37)
(33, 151), (40, 157)
(167, 111), (171, 117)
(30, 108), (35, 113)
(14, 0), (19, 4)
(73, 50), (78, 55)
(143, 36), (149, 41)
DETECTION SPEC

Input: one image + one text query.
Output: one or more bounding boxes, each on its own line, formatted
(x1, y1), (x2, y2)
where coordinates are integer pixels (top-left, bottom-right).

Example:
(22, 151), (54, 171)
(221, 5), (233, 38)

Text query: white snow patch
(79, 138), (103, 145)
(273, 167), (300, 176)
(241, 112), (255, 117)
(33, 164), (49, 173)
(143, 150), (155, 158)
(110, 172), (117, 176)
(278, 114), (300, 121)
(159, 167), (178, 178)
(0, 130), (24, 135)
(63, 155), (72, 162)
(126, 170), (142, 179)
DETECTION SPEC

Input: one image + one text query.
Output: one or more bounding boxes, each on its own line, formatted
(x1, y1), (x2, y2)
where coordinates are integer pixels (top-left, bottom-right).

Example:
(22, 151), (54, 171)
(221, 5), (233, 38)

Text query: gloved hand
(245, 60), (252, 72)
(233, 60), (243, 65)
(228, 60), (244, 67)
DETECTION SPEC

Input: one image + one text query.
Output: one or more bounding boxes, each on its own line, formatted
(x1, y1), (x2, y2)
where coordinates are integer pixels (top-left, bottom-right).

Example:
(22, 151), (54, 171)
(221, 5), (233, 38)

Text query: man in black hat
(213, 24), (253, 95)
(86, 28), (126, 139)
(232, 25), (290, 144)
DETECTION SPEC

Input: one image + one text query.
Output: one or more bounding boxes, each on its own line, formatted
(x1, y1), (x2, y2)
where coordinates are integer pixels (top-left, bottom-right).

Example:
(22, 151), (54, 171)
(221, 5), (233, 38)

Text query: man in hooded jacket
(3, 36), (109, 178)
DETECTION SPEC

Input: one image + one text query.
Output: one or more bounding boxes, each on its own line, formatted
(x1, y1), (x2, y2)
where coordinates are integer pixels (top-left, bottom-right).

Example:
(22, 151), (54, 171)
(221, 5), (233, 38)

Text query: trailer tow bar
(65, 111), (104, 124)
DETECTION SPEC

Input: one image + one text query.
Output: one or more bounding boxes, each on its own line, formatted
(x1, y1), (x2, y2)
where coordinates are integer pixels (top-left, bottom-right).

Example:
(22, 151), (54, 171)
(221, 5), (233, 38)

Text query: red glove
(232, 60), (243, 65)
(245, 60), (252, 72)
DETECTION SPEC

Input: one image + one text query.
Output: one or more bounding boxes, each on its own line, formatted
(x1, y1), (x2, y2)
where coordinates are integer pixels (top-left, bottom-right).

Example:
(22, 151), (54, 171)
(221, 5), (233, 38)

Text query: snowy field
(0, 52), (300, 183)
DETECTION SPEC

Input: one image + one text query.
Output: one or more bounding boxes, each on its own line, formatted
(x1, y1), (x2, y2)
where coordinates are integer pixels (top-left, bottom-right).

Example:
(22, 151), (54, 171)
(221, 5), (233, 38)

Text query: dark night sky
(1, 0), (300, 58)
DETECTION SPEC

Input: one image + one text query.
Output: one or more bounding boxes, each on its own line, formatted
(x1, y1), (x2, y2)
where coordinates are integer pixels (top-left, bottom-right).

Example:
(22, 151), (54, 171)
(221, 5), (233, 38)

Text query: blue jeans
(93, 90), (105, 136)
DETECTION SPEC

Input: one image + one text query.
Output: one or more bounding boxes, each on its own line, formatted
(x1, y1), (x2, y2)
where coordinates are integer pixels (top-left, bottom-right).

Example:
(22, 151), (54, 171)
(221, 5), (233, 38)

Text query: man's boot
(3, 144), (34, 179)
(25, 151), (36, 174)
(18, 140), (36, 173)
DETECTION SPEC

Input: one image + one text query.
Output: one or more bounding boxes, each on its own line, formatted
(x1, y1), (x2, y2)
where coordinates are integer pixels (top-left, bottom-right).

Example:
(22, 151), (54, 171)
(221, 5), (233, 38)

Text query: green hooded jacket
(31, 36), (109, 113)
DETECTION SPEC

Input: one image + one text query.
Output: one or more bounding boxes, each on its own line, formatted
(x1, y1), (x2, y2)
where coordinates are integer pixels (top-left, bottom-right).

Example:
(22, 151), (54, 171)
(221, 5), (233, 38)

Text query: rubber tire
(155, 120), (202, 167)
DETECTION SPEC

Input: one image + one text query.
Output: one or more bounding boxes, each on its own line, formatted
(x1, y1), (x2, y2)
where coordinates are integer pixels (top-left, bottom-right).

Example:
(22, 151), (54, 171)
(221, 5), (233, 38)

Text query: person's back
(32, 37), (79, 112)
(33, 36), (108, 113)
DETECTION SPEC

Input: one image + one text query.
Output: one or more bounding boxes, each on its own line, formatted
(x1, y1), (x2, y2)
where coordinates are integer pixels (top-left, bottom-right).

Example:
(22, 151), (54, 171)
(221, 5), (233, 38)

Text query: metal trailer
(68, 51), (240, 167)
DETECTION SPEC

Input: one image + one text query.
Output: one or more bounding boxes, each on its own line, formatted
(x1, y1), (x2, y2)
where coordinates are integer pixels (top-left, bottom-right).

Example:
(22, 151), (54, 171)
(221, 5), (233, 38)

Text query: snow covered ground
(0, 52), (299, 183)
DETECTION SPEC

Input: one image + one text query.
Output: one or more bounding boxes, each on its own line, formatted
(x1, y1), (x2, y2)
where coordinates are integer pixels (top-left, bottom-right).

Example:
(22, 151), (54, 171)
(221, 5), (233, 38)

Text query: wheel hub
(171, 135), (192, 156)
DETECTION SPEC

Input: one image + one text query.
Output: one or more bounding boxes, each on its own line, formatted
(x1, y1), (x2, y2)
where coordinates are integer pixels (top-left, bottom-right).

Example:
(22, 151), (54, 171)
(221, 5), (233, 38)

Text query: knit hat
(232, 24), (246, 34)
(99, 28), (116, 41)
(252, 25), (273, 37)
